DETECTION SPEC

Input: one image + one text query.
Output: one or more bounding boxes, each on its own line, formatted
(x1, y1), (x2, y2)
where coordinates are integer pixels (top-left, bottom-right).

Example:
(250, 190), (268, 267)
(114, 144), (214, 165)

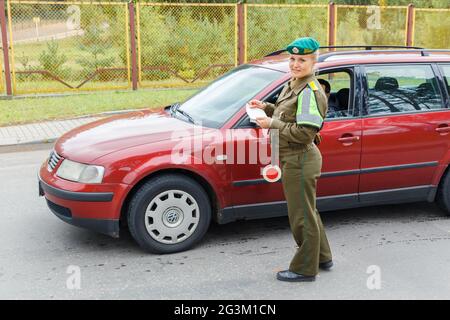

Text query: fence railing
(0, 0), (449, 96)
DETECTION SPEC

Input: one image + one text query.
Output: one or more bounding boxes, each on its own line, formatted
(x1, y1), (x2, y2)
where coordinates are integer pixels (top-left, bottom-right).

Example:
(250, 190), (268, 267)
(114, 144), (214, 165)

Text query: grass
(0, 88), (199, 127)
(11, 78), (213, 94)
(13, 36), (126, 70)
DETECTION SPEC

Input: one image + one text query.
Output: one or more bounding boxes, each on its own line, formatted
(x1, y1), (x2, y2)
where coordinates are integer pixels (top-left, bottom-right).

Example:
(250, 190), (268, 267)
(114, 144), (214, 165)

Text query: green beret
(286, 37), (320, 55)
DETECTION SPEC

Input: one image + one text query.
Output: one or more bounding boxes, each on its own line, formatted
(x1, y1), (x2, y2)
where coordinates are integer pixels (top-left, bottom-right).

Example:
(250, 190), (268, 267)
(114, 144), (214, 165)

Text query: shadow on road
(61, 201), (449, 255)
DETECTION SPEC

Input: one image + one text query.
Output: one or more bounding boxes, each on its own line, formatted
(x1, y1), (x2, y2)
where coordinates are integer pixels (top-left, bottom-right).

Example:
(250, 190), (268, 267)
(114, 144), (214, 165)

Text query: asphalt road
(1, 145), (450, 300)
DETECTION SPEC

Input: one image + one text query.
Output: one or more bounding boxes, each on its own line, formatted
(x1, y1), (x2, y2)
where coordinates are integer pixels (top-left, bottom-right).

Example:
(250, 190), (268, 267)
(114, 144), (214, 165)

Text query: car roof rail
(320, 45), (424, 50)
(264, 45), (424, 58)
(264, 46), (450, 62)
(264, 49), (288, 57)
(319, 48), (450, 62)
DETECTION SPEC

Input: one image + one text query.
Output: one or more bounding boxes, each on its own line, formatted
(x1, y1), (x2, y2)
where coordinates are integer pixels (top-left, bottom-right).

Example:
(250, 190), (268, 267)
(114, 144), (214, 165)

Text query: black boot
(319, 260), (333, 270)
(276, 270), (316, 282)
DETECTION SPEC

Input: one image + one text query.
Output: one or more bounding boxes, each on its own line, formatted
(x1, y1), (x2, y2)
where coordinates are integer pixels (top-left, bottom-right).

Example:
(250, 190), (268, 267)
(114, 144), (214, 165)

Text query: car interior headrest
(374, 77), (399, 91)
(336, 88), (350, 110)
(417, 82), (433, 93)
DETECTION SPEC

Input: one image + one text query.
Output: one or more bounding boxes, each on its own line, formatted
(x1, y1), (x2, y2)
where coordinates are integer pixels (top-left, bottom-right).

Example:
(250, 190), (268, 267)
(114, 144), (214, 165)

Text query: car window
(317, 71), (353, 119)
(234, 85), (284, 129)
(179, 64), (283, 128)
(235, 69), (354, 128)
(440, 64), (450, 96)
(365, 64), (444, 115)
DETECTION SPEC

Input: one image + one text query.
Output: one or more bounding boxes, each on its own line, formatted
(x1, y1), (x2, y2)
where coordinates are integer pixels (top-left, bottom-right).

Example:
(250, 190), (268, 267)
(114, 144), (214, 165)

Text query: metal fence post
(406, 3), (415, 47)
(129, 1), (138, 90)
(237, 1), (246, 65)
(328, 2), (336, 50)
(0, 0), (12, 96)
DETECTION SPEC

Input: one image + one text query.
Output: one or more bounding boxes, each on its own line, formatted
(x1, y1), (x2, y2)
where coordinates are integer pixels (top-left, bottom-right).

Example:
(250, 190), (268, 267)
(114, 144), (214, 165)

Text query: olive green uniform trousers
(280, 143), (332, 276)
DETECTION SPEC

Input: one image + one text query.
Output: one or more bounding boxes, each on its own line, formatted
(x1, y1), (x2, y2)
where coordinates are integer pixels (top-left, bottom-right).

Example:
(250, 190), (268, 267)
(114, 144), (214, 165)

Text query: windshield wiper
(171, 103), (196, 124)
(169, 102), (179, 116)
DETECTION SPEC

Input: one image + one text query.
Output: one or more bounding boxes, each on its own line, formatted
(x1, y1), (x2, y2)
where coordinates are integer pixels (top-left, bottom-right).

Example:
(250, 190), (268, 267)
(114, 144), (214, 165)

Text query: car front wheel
(128, 174), (212, 253)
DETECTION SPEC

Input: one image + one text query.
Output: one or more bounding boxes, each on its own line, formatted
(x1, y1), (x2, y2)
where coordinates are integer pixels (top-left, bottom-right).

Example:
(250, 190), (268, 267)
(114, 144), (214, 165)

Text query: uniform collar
(289, 73), (315, 95)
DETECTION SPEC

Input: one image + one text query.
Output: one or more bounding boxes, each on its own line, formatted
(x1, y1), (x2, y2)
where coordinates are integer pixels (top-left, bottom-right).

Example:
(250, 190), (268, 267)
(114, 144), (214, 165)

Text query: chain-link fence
(137, 2), (237, 89)
(0, 45), (4, 94)
(246, 4), (328, 61)
(336, 5), (408, 46)
(414, 8), (450, 49)
(0, 0), (449, 96)
(6, 0), (130, 95)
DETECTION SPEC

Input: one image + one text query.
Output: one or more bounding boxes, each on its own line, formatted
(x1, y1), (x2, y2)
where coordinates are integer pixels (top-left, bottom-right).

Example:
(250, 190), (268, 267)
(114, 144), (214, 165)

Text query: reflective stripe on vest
(296, 83), (323, 129)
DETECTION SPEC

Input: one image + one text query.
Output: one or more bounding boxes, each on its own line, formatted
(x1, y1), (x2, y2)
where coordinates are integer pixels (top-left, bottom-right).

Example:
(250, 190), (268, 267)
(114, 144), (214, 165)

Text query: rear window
(365, 64), (444, 115)
(440, 64), (450, 96)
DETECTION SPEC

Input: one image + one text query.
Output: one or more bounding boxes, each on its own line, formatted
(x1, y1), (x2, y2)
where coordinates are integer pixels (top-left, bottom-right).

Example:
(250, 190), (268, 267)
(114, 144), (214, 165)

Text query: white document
(245, 103), (267, 123)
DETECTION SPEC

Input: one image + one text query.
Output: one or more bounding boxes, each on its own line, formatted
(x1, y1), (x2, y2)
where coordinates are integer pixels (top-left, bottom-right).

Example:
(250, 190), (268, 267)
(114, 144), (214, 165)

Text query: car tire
(437, 168), (450, 215)
(127, 174), (212, 254)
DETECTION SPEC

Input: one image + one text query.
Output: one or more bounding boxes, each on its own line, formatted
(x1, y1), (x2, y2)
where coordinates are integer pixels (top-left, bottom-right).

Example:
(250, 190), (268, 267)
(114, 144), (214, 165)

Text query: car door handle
(338, 136), (360, 143)
(435, 125), (450, 133)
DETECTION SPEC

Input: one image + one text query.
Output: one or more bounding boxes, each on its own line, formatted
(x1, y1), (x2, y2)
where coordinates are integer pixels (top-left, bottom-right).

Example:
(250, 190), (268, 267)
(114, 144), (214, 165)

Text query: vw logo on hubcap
(162, 207), (183, 228)
(167, 211), (178, 223)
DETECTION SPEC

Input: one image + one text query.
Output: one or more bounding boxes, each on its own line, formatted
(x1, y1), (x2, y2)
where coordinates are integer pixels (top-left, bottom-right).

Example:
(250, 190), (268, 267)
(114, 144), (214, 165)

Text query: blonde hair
(313, 49), (320, 62)
(313, 50), (320, 76)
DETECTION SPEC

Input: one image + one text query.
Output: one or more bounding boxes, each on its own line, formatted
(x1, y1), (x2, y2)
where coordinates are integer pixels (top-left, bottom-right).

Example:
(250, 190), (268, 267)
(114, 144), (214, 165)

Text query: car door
(437, 63), (450, 153)
(359, 63), (449, 204)
(316, 66), (363, 210)
(228, 87), (287, 220)
(229, 66), (363, 217)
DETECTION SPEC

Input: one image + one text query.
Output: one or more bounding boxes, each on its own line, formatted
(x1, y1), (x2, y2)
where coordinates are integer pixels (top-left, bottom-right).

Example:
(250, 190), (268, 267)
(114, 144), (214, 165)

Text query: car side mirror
(237, 116), (259, 129)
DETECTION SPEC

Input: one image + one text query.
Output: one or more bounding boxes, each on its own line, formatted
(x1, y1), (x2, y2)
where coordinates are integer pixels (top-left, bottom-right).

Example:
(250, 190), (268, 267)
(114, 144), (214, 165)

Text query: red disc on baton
(262, 164), (281, 183)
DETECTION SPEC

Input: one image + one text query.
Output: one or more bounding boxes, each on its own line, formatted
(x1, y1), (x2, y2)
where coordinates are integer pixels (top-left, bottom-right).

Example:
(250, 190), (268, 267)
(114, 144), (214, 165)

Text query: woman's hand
(248, 99), (265, 109)
(256, 116), (272, 129)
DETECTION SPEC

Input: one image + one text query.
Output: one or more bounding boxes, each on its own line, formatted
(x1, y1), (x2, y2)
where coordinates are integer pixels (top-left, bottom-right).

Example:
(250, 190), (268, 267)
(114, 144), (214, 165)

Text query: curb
(0, 138), (57, 148)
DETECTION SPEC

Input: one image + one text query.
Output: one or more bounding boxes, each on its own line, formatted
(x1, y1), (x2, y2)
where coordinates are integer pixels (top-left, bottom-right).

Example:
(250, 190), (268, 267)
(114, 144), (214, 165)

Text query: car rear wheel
(437, 168), (450, 215)
(128, 174), (211, 253)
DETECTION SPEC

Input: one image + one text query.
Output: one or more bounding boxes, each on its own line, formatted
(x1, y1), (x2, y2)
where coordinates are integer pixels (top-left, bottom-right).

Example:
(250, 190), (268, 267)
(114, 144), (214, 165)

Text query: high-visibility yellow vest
(296, 80), (324, 130)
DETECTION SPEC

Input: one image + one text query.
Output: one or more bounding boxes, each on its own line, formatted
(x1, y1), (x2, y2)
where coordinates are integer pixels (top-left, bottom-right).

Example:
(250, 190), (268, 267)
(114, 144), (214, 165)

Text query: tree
(38, 41), (68, 79)
(77, 24), (115, 81)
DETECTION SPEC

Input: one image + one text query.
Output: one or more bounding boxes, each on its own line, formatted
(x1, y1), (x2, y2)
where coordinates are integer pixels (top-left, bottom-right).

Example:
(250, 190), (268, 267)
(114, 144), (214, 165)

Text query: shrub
(38, 41), (69, 79)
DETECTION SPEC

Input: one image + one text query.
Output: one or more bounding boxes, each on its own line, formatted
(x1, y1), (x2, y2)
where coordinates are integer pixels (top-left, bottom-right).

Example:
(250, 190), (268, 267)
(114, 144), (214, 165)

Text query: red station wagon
(39, 47), (450, 254)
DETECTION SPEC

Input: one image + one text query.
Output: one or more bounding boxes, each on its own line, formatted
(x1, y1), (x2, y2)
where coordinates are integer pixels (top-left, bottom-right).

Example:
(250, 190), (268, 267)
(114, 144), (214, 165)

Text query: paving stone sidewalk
(0, 116), (105, 146)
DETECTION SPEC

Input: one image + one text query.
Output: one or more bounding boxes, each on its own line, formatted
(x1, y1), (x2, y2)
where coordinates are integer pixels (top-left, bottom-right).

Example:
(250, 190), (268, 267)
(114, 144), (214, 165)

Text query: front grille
(47, 150), (62, 172)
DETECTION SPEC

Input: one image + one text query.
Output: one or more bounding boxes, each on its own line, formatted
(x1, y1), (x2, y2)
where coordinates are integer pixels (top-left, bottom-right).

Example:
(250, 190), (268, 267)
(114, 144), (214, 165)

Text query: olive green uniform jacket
(263, 73), (333, 276)
(264, 74), (328, 156)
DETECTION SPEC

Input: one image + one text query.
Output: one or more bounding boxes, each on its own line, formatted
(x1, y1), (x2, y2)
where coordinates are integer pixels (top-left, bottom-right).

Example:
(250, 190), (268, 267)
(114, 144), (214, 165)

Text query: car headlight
(56, 159), (105, 184)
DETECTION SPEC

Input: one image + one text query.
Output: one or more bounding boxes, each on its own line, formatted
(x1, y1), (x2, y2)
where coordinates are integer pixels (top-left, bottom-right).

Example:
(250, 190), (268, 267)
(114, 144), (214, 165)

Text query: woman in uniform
(249, 37), (333, 282)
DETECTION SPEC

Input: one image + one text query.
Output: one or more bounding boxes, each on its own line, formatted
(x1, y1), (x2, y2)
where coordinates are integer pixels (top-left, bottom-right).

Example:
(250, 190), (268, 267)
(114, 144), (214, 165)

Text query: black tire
(437, 168), (450, 215)
(127, 174), (212, 254)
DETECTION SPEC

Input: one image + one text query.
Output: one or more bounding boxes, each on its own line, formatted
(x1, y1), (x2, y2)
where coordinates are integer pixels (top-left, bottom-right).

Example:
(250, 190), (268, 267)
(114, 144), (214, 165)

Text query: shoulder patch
(308, 80), (318, 91)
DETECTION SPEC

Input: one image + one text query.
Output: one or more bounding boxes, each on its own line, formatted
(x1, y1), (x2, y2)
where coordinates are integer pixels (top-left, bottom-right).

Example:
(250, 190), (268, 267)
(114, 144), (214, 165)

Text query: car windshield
(178, 64), (283, 128)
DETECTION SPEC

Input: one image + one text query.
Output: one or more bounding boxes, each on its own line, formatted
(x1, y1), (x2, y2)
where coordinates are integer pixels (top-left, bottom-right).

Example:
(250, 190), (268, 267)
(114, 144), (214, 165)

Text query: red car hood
(55, 110), (206, 163)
